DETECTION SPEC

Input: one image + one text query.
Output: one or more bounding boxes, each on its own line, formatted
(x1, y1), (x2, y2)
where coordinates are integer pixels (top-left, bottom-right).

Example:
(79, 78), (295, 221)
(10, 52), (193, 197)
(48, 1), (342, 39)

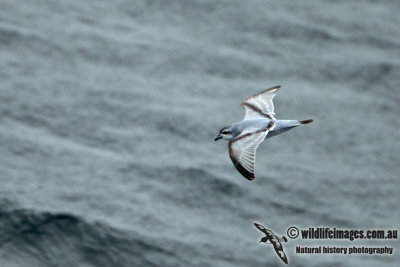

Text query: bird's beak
(214, 135), (222, 141)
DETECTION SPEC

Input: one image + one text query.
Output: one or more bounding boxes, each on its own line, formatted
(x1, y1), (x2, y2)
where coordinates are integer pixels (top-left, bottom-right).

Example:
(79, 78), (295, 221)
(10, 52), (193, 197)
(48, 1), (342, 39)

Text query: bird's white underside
(229, 130), (269, 176)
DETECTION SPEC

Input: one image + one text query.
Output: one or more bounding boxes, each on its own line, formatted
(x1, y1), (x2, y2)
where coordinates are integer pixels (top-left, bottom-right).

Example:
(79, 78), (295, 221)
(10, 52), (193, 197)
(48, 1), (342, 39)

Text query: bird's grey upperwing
(272, 243), (288, 264)
(228, 126), (272, 180)
(241, 85), (280, 120)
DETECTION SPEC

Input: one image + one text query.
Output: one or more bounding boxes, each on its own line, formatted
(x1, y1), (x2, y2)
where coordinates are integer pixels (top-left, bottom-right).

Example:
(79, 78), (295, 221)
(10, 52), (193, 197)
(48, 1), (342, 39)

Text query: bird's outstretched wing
(253, 222), (274, 236)
(273, 245), (288, 264)
(228, 126), (271, 180)
(241, 85), (280, 120)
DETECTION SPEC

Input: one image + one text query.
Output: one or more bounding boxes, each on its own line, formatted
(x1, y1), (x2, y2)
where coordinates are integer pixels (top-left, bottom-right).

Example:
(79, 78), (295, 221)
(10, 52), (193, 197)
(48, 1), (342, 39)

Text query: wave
(0, 204), (186, 267)
(0, 25), (68, 59)
(148, 166), (245, 209)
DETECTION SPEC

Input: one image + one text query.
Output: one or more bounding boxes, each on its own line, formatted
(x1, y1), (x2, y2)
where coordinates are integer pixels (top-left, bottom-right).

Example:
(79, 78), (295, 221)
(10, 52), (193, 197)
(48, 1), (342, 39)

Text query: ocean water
(0, 0), (399, 266)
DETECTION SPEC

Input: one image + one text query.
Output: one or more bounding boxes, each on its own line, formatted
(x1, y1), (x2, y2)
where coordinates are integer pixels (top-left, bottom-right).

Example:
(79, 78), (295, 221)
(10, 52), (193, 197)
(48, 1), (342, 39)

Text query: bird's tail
(280, 236), (288, 242)
(299, 119), (314, 124)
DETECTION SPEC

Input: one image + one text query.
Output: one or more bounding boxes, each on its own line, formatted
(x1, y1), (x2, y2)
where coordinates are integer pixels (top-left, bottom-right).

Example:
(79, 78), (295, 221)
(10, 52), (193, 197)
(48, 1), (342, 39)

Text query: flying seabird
(254, 222), (289, 264)
(214, 85), (314, 180)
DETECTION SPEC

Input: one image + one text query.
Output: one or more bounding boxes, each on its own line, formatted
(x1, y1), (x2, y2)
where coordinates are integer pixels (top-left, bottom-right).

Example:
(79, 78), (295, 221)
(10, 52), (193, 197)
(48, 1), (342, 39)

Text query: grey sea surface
(1, 0), (399, 266)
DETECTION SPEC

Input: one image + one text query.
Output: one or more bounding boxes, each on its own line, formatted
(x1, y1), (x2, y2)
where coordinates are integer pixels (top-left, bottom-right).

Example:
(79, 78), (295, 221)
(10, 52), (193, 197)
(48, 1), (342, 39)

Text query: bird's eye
(221, 131), (230, 135)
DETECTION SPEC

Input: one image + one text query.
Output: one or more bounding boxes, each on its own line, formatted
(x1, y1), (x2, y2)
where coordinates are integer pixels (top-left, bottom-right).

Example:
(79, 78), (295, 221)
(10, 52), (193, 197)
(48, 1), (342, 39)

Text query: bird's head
(215, 125), (234, 141)
(259, 236), (269, 243)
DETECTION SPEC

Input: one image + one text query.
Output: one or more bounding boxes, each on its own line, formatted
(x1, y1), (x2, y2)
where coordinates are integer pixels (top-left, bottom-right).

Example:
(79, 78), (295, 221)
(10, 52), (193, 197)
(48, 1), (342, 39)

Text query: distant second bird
(254, 222), (289, 264)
